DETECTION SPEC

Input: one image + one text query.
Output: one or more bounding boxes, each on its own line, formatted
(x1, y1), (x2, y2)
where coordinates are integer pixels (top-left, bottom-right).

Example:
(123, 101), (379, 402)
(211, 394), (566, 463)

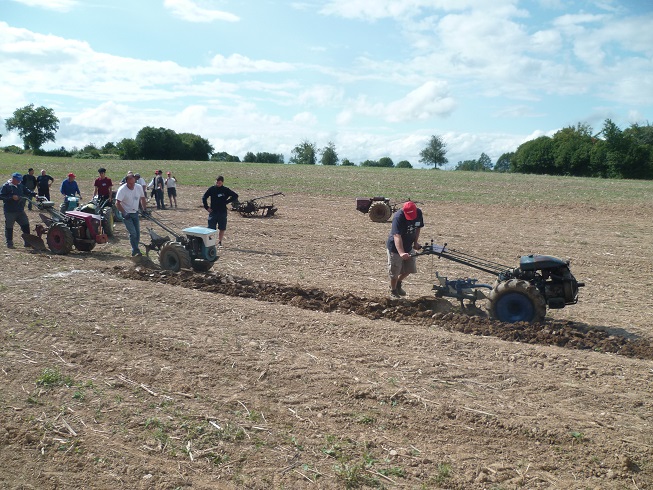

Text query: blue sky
(1, 0), (651, 168)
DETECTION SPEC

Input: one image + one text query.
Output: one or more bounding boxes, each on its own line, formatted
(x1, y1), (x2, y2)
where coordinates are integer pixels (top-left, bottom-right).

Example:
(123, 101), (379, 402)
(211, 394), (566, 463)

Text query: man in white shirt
(115, 174), (147, 256)
(165, 171), (177, 208)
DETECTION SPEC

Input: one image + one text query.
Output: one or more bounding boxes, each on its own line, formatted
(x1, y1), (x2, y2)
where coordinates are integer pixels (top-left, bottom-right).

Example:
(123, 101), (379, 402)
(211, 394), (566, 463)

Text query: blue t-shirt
(60, 179), (81, 197)
(386, 209), (424, 253)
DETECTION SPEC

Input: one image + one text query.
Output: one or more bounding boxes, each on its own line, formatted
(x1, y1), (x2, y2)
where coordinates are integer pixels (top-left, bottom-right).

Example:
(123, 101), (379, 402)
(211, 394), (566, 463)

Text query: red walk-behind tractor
(417, 241), (584, 323)
(32, 197), (108, 254)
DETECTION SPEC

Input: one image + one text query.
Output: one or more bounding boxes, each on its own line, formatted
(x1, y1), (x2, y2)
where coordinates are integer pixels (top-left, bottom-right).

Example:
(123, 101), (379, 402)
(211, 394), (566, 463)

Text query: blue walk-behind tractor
(417, 241), (584, 323)
(141, 212), (218, 273)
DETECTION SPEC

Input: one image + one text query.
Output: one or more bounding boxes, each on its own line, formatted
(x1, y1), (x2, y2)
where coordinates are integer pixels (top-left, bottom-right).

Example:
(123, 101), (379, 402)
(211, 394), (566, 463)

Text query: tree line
(3, 104), (652, 179)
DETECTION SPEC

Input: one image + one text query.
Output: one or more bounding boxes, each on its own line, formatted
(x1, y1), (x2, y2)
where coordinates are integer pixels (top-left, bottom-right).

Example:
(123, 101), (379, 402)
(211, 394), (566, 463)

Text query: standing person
(165, 171), (177, 208)
(153, 170), (166, 209)
(386, 201), (424, 298)
(60, 173), (82, 210)
(93, 167), (113, 204)
(36, 169), (54, 200)
(1, 172), (36, 248)
(115, 173), (147, 257)
(202, 175), (238, 247)
(22, 168), (38, 210)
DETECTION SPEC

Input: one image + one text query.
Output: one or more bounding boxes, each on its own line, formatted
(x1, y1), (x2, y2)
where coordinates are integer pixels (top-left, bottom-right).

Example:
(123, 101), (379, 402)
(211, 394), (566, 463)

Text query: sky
(1, 0), (652, 168)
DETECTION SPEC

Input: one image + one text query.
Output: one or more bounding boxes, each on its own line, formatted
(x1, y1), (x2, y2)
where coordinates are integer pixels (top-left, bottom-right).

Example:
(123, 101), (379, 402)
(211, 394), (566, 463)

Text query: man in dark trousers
(154, 170), (166, 209)
(202, 175), (238, 247)
(1, 172), (36, 248)
(386, 201), (424, 298)
(36, 169), (54, 200)
(22, 168), (38, 210)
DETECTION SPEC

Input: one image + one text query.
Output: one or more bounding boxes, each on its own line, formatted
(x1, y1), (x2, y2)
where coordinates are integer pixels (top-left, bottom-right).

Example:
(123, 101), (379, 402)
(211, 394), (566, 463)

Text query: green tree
(211, 151), (240, 162)
(116, 138), (140, 160)
(378, 156), (394, 167)
(320, 141), (339, 166)
(101, 142), (118, 154)
(478, 152), (492, 170)
(289, 140), (317, 165)
(494, 152), (513, 172)
(243, 151), (256, 162)
(360, 159), (379, 167)
(256, 152), (284, 164)
(512, 136), (555, 174)
(5, 104), (59, 151)
(340, 158), (355, 166)
(551, 124), (593, 176)
(396, 160), (412, 168)
(179, 133), (213, 161)
(419, 134), (448, 168)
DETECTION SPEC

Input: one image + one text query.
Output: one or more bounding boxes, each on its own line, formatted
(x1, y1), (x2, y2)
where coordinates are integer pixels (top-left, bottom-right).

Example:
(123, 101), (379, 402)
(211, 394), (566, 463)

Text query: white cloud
(209, 54), (294, 74)
(163, 0), (239, 23)
(10, 0), (77, 12)
(385, 81), (456, 122)
(292, 112), (318, 126)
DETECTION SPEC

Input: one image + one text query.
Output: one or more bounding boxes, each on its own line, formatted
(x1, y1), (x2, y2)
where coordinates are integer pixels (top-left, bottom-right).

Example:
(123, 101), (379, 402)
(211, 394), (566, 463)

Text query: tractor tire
(102, 208), (114, 237)
(191, 259), (214, 273)
(159, 242), (192, 272)
(488, 279), (547, 323)
(74, 239), (96, 252)
(368, 201), (392, 222)
(47, 223), (74, 255)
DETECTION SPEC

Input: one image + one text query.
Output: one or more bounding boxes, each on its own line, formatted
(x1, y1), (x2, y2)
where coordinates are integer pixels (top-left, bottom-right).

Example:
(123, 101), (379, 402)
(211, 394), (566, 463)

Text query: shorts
(167, 188), (177, 197)
(208, 210), (227, 231)
(387, 250), (417, 277)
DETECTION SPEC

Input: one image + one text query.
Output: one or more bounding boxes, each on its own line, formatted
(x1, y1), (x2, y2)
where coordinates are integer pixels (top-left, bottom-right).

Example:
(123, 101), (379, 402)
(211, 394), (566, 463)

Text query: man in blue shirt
(1, 172), (36, 248)
(386, 201), (424, 298)
(60, 173), (82, 211)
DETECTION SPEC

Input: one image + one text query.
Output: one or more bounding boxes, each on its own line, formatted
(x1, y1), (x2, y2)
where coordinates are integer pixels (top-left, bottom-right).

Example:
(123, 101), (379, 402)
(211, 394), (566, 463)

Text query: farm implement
(26, 196), (109, 254)
(417, 241), (584, 323)
(141, 212), (218, 272)
(356, 197), (418, 222)
(231, 192), (284, 217)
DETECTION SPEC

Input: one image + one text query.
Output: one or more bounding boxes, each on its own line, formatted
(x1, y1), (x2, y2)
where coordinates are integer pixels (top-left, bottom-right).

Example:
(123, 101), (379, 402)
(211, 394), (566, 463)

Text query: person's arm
(393, 234), (408, 256)
(93, 182), (99, 197)
(413, 228), (422, 250)
(202, 188), (211, 211)
(226, 188), (238, 204)
(115, 199), (126, 215)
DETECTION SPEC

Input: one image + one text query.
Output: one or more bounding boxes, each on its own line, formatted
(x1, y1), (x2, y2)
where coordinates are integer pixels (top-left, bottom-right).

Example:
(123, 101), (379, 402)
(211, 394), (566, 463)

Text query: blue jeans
(122, 212), (141, 255)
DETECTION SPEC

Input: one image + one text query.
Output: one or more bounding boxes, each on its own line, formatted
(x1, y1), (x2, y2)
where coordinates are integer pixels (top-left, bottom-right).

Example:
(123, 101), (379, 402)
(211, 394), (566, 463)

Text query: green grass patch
(35, 367), (73, 388)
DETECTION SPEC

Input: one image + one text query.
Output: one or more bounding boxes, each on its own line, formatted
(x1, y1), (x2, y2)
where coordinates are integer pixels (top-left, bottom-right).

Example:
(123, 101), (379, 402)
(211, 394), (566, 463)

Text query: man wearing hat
(93, 168), (113, 203)
(386, 201), (424, 298)
(60, 172), (82, 210)
(0, 172), (37, 248)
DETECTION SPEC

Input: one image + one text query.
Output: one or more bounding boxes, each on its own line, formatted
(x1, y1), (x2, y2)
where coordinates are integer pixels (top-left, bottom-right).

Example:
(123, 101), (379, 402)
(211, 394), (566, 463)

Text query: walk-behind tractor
(231, 192), (284, 218)
(77, 196), (115, 237)
(417, 242), (584, 323)
(31, 196), (108, 254)
(356, 197), (418, 222)
(142, 212), (218, 272)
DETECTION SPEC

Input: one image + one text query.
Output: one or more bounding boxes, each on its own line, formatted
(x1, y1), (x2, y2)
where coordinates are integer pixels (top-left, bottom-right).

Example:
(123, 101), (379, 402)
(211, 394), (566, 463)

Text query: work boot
(6, 242), (15, 249)
(396, 281), (407, 296)
(390, 288), (401, 299)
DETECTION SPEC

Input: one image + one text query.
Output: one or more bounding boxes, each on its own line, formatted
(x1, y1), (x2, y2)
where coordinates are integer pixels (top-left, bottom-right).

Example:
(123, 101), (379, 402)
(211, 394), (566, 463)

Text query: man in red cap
(386, 201), (424, 298)
(60, 172), (82, 211)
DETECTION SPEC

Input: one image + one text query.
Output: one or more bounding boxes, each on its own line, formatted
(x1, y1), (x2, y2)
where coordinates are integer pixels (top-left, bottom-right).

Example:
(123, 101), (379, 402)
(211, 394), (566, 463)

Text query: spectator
(36, 169), (54, 201)
(165, 171), (177, 208)
(202, 175), (238, 247)
(22, 168), (38, 210)
(1, 172), (36, 248)
(153, 170), (165, 210)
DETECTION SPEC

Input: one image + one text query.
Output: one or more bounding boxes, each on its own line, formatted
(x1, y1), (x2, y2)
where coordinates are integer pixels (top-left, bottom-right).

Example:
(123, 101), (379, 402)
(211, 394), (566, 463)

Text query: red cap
(403, 201), (417, 220)
(68, 173), (75, 178)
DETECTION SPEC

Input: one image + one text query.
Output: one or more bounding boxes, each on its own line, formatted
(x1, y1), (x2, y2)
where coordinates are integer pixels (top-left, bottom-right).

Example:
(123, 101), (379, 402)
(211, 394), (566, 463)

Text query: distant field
(1, 152), (652, 205)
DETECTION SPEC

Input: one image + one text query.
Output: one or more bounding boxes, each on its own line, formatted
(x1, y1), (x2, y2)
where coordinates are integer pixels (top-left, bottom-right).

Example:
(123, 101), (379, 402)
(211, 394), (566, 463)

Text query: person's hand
(12, 194), (19, 201)
(400, 252), (411, 261)
(414, 243), (422, 251)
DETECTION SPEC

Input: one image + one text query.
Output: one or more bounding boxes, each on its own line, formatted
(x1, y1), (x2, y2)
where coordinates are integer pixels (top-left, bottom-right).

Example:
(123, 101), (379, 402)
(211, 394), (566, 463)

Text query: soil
(1, 187), (652, 489)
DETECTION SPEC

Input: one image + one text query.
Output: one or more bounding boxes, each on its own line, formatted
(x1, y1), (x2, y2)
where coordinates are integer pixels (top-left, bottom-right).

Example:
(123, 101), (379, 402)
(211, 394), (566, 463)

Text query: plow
(231, 192), (284, 217)
(25, 196), (109, 254)
(356, 197), (419, 222)
(417, 241), (584, 323)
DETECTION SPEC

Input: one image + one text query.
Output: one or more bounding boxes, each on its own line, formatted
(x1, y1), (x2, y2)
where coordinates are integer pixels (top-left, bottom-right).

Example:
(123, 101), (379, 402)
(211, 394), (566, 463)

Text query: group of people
(4, 167), (423, 298)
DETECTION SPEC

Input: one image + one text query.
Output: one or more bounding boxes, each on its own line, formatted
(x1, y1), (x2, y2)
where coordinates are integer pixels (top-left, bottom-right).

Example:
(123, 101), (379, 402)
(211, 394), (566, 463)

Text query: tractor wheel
(368, 201), (392, 222)
(191, 259), (214, 272)
(46, 223), (74, 255)
(74, 239), (96, 252)
(159, 242), (192, 272)
(488, 279), (547, 323)
(102, 208), (114, 237)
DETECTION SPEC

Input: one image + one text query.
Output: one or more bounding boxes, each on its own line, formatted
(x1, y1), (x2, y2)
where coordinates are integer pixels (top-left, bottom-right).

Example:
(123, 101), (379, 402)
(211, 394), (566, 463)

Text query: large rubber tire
(368, 201), (392, 222)
(74, 239), (96, 252)
(488, 279), (547, 323)
(191, 260), (214, 272)
(159, 242), (192, 272)
(47, 223), (74, 255)
(102, 208), (114, 237)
